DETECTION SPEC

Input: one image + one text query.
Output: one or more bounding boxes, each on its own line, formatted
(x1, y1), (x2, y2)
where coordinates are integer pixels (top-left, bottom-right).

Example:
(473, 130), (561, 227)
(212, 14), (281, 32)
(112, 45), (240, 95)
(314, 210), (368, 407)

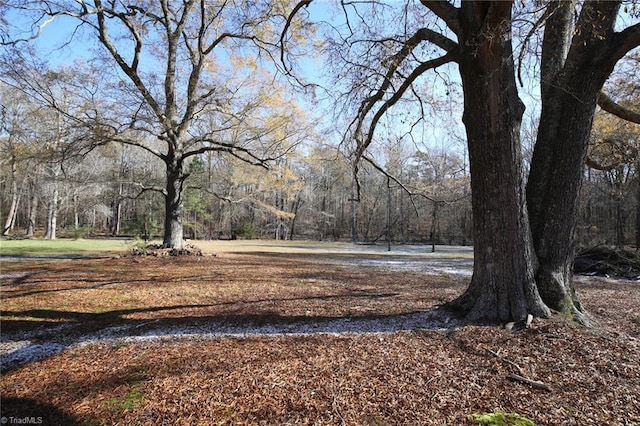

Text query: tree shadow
(0, 397), (83, 426)
(0, 294), (458, 372)
(1, 272), (223, 299)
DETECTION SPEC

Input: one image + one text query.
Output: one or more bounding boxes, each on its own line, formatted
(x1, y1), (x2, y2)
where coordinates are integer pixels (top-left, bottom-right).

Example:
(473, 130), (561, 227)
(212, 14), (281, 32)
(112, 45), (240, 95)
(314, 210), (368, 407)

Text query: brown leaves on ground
(1, 253), (639, 425)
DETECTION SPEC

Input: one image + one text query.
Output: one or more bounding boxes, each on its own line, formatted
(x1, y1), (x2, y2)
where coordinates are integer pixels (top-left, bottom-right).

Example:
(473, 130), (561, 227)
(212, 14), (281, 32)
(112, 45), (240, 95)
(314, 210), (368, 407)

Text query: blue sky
(5, 1), (574, 160)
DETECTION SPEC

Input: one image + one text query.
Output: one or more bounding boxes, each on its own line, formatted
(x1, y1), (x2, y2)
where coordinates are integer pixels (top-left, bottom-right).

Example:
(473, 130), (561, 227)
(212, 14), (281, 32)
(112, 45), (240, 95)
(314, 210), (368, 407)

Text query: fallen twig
(508, 373), (553, 392)
(486, 349), (525, 376)
(487, 348), (552, 392)
(332, 395), (346, 426)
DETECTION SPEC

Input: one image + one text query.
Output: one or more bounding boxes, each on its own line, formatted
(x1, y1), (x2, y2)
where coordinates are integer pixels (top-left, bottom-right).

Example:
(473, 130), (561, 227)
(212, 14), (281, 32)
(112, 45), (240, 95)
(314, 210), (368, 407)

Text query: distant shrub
(72, 225), (93, 239)
(233, 223), (255, 239)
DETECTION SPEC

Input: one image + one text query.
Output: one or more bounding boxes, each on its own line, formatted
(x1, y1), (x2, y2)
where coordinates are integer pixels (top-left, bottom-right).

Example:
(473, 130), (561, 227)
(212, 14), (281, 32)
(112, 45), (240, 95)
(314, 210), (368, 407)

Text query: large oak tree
(285, 0), (640, 323)
(2, 0), (310, 248)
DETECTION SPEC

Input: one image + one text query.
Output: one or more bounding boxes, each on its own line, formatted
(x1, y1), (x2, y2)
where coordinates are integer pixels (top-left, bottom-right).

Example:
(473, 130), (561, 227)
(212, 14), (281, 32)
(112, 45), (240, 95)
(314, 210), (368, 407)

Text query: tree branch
(419, 0), (461, 37)
(93, 0), (163, 121)
(354, 52), (458, 165)
(280, 0), (313, 72)
(110, 136), (166, 161)
(127, 181), (168, 198)
(597, 91), (640, 124)
(508, 373), (553, 392)
(608, 22), (640, 67)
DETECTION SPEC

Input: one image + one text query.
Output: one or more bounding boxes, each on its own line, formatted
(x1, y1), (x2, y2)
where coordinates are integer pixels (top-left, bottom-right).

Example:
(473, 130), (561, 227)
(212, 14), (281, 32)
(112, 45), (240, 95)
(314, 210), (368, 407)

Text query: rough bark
(526, 1), (638, 323)
(447, 1), (550, 322)
(163, 156), (185, 249)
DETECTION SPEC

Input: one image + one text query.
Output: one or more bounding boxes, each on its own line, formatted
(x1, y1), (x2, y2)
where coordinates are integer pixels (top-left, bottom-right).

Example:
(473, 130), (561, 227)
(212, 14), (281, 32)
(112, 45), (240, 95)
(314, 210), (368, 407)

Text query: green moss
(468, 411), (536, 426)
(104, 388), (145, 412)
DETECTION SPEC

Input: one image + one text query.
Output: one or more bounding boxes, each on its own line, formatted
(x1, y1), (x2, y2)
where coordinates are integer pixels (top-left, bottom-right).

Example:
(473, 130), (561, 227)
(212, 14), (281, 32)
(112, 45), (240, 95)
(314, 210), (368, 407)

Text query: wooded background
(1, 96), (637, 247)
(1, 1), (638, 249)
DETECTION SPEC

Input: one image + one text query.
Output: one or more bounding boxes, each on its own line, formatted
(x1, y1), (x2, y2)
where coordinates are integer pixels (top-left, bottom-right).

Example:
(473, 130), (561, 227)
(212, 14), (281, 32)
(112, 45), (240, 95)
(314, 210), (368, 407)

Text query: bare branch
(597, 91), (640, 124)
(127, 181), (167, 198)
(280, 0), (313, 72)
(109, 136), (166, 160)
(354, 52), (457, 166)
(419, 0), (461, 37)
(608, 22), (640, 66)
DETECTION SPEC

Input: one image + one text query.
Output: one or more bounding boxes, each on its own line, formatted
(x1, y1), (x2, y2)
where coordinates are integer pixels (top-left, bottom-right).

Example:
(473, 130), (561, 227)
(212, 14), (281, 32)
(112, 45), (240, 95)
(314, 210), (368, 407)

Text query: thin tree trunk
(11, 192), (22, 232)
(289, 194), (301, 240)
(387, 176), (392, 251)
(2, 155), (19, 236)
(26, 172), (39, 238)
(430, 201), (438, 253)
(351, 183), (358, 243)
(636, 172), (640, 250)
(114, 191), (123, 236)
(73, 192), (80, 231)
(44, 179), (59, 240)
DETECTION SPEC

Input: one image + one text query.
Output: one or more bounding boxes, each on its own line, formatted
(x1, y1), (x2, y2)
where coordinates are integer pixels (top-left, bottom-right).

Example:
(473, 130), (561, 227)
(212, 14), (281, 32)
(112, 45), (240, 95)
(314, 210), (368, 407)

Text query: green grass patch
(0, 238), (129, 256)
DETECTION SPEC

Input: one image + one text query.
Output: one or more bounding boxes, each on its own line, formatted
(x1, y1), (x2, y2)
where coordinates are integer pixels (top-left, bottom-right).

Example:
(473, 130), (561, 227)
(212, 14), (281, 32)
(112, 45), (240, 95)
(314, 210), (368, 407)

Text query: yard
(1, 240), (638, 425)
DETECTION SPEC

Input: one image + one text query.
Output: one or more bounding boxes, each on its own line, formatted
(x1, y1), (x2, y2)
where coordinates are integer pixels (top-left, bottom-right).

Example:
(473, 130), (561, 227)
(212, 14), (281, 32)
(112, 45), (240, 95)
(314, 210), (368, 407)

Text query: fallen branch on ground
(508, 373), (553, 392)
(487, 348), (552, 392)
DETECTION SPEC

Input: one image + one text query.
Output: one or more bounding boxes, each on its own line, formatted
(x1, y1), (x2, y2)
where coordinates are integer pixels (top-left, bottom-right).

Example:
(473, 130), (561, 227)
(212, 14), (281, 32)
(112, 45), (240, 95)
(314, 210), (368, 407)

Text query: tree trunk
(636, 171), (640, 250)
(44, 179), (58, 240)
(2, 155), (19, 236)
(351, 184), (358, 243)
(289, 194), (301, 240)
(526, 1), (625, 324)
(43, 163), (61, 240)
(73, 192), (80, 231)
(528, 79), (612, 323)
(112, 181), (123, 236)
(163, 157), (185, 248)
(447, 2), (550, 322)
(26, 172), (39, 238)
(430, 201), (438, 253)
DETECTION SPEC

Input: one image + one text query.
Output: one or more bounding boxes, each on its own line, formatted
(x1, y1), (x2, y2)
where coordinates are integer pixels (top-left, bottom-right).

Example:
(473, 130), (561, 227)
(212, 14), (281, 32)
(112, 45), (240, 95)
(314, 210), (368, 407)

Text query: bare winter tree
(283, 1), (640, 324)
(2, 0), (311, 248)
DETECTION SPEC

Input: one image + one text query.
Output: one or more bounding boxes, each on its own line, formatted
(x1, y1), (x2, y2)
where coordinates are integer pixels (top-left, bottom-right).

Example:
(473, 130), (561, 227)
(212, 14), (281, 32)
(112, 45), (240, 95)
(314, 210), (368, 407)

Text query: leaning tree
(2, 0), (312, 248)
(284, 0), (640, 323)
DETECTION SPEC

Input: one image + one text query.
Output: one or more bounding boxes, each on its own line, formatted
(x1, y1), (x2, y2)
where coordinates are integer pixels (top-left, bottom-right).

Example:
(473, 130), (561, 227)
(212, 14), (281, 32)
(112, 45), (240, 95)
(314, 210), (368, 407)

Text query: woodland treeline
(1, 88), (637, 248)
(0, 1), (638, 249)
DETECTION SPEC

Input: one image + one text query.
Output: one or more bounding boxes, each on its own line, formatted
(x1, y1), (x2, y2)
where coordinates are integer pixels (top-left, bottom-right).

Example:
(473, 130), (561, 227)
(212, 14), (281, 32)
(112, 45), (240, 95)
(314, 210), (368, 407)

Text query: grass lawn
(0, 238), (130, 257)
(1, 240), (638, 425)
